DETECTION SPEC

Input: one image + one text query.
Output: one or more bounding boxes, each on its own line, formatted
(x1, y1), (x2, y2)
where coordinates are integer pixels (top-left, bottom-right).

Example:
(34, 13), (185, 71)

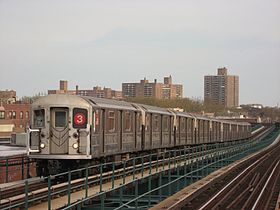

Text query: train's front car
(27, 94), (92, 176)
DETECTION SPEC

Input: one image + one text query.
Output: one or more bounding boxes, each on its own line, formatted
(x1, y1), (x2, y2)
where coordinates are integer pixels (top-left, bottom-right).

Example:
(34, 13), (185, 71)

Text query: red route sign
(74, 113), (86, 125)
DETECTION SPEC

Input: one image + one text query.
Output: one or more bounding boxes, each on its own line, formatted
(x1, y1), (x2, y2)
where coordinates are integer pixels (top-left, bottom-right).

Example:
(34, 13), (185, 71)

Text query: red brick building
(1, 103), (30, 129)
(48, 80), (123, 100)
(0, 103), (30, 140)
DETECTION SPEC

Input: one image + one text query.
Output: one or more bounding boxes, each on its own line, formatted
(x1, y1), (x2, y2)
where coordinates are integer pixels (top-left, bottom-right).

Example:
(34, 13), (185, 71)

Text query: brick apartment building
(0, 103), (30, 130)
(0, 90), (31, 140)
(76, 86), (123, 99)
(122, 76), (183, 99)
(204, 68), (239, 107)
(48, 80), (76, 95)
(48, 80), (123, 100)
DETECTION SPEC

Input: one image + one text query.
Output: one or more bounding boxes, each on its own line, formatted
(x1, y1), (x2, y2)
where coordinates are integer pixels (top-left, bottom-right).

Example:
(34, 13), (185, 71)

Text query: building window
(12, 111), (16, 119)
(9, 111), (12, 119)
(0, 111), (5, 119)
(20, 111), (23, 119)
(26, 111), (29, 119)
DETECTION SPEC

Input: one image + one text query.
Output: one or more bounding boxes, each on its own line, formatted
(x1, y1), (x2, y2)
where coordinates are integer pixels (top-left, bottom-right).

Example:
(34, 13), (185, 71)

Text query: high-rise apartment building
(204, 68), (239, 107)
(122, 76), (183, 99)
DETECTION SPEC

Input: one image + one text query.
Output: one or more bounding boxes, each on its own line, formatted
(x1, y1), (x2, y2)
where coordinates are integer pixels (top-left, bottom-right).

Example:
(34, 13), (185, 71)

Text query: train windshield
(55, 111), (67, 127)
(33, 109), (45, 127)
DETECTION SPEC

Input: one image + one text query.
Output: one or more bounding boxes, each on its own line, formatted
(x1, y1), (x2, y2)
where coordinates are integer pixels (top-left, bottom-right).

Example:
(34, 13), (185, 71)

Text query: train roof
(134, 103), (173, 115)
(82, 96), (172, 115)
(82, 96), (138, 111)
(32, 94), (91, 109)
(171, 111), (195, 118)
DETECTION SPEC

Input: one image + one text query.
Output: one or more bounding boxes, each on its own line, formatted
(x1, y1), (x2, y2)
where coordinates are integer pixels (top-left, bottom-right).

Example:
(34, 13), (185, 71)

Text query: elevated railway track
(0, 125), (278, 210)
(195, 134), (280, 210)
(152, 125), (280, 210)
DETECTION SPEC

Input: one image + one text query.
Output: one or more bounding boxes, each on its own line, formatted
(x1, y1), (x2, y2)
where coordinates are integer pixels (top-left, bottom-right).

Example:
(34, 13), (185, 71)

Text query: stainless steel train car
(27, 94), (251, 175)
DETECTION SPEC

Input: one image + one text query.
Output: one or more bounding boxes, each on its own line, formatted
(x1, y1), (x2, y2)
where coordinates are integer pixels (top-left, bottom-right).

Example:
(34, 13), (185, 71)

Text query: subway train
(27, 94), (251, 176)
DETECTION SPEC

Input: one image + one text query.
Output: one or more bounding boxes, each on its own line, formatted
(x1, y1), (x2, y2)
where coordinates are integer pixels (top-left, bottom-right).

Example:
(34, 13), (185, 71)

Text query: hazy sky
(0, 0), (279, 106)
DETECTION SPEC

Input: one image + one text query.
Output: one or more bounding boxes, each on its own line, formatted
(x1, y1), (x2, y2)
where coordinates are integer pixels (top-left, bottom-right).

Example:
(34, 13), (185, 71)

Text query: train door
(177, 117), (183, 146)
(141, 113), (145, 150)
(91, 109), (102, 157)
(186, 118), (192, 145)
(162, 115), (170, 147)
(145, 113), (151, 150)
(180, 117), (186, 146)
(152, 114), (160, 148)
(135, 112), (141, 150)
(50, 108), (69, 154)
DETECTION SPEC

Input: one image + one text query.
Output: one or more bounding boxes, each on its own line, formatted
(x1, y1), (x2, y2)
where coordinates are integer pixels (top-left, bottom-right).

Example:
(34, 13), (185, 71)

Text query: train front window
(55, 111), (67, 127)
(34, 109), (45, 127)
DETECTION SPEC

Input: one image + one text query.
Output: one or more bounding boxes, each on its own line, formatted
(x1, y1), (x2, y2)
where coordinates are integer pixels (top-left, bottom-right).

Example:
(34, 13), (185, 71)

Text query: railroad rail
(151, 126), (280, 210)
(198, 134), (280, 210)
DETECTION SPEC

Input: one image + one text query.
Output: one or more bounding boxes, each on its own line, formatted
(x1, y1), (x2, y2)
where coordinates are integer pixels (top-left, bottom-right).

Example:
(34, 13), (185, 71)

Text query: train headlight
(40, 143), (45, 149)
(72, 143), (79, 149)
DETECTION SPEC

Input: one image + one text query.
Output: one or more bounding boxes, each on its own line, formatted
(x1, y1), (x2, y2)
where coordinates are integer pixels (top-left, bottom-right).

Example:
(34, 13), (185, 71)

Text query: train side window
(146, 114), (151, 131)
(93, 110), (100, 133)
(34, 109), (45, 127)
(55, 111), (67, 127)
(124, 111), (131, 132)
(176, 117), (180, 129)
(153, 115), (159, 131)
(162, 116), (168, 131)
(187, 119), (190, 132)
(137, 113), (141, 131)
(181, 117), (186, 132)
(107, 110), (115, 132)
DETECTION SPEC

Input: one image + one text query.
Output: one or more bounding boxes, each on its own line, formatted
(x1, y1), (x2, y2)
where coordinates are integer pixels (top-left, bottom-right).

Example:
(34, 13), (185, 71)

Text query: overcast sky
(0, 0), (279, 106)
